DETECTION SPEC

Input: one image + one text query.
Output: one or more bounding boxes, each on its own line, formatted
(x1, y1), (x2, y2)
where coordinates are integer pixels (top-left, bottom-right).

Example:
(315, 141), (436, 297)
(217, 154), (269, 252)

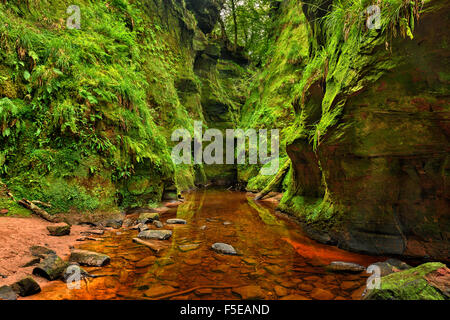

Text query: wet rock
(32, 253), (69, 280)
(264, 265), (284, 275)
(69, 249), (110, 267)
(327, 261), (366, 273)
(156, 258), (175, 266)
(138, 212), (160, 223)
(104, 218), (123, 229)
(144, 285), (177, 298)
(21, 257), (41, 268)
(340, 281), (361, 291)
(135, 256), (157, 268)
(0, 285), (17, 300)
(241, 257), (257, 265)
(132, 238), (168, 253)
(137, 223), (149, 232)
(11, 277), (41, 297)
(138, 230), (172, 240)
(211, 243), (237, 255)
(274, 285), (288, 297)
(200, 225), (207, 230)
(364, 262), (449, 300)
(178, 244), (200, 252)
(47, 223), (71, 236)
(232, 285), (265, 300)
(30, 245), (56, 258)
(280, 294), (310, 300)
(310, 288), (335, 300)
(153, 220), (164, 228)
(122, 218), (135, 228)
(80, 229), (104, 236)
(223, 221), (232, 225)
(195, 288), (213, 296)
(298, 283), (314, 292)
(212, 264), (229, 273)
(184, 258), (202, 266)
(166, 218), (187, 225)
(0, 208), (9, 215)
(371, 258), (412, 277)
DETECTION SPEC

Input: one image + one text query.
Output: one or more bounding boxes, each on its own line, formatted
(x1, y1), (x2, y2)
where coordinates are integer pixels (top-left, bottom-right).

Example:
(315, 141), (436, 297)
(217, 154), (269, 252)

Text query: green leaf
(23, 71), (31, 81)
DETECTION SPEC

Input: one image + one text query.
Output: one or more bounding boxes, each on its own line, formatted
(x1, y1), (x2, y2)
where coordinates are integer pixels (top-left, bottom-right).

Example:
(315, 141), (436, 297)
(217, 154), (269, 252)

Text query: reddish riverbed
(30, 190), (381, 300)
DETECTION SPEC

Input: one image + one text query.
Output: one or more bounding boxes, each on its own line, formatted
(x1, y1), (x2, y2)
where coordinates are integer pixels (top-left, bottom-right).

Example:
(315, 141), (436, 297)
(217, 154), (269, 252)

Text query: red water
(31, 190), (381, 300)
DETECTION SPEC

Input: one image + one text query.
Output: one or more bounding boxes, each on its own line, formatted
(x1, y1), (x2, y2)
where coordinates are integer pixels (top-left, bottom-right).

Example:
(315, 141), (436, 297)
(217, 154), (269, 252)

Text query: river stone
(274, 285), (288, 297)
(232, 285), (265, 300)
(327, 261), (366, 273)
(178, 244), (200, 252)
(211, 243), (237, 255)
(138, 212), (159, 223)
(153, 220), (164, 228)
(310, 288), (335, 300)
(32, 253), (69, 280)
(21, 257), (41, 268)
(122, 218), (135, 228)
(69, 249), (111, 267)
(138, 230), (172, 240)
(0, 285), (17, 300)
(47, 223), (71, 236)
(166, 218), (186, 224)
(104, 218), (123, 229)
(280, 294), (310, 300)
(137, 223), (149, 232)
(11, 277), (41, 297)
(144, 285), (177, 298)
(30, 245), (56, 258)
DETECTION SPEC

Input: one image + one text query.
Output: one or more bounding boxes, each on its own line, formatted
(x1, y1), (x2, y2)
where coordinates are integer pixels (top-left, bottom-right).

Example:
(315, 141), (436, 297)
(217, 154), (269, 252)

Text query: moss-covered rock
(365, 262), (450, 300)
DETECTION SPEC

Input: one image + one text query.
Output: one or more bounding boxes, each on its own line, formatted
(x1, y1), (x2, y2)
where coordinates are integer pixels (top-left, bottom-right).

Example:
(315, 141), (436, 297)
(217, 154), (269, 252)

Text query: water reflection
(31, 190), (380, 300)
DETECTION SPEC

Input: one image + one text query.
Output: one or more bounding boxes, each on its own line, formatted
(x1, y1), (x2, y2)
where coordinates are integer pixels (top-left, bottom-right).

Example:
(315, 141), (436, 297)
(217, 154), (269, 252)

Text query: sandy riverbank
(0, 216), (91, 287)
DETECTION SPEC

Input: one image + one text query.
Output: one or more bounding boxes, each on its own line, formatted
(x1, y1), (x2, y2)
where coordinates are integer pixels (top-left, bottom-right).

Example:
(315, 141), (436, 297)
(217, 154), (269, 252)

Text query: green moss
(366, 262), (448, 300)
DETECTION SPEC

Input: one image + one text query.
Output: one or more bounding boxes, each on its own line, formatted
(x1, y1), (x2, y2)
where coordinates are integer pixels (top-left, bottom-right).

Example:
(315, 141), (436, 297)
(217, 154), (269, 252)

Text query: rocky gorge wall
(0, 0), (245, 214)
(242, 0), (449, 261)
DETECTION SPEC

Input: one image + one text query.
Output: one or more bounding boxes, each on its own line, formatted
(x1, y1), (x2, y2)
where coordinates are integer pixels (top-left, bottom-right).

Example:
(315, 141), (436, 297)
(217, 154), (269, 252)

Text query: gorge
(0, 0), (448, 300)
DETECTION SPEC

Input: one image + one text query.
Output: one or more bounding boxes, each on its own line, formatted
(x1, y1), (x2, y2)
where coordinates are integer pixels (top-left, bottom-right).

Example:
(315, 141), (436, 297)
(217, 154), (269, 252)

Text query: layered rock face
(283, 1), (449, 260)
(242, 0), (449, 261)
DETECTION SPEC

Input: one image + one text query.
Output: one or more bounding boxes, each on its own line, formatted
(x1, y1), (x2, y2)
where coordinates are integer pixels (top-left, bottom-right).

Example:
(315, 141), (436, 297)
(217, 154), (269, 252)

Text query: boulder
(138, 230), (172, 240)
(137, 223), (149, 232)
(0, 285), (17, 300)
(211, 243), (237, 255)
(122, 218), (135, 228)
(69, 249), (110, 267)
(364, 262), (450, 300)
(32, 253), (69, 280)
(11, 277), (41, 297)
(0, 208), (8, 215)
(30, 245), (56, 258)
(327, 261), (366, 273)
(138, 212), (160, 223)
(47, 223), (71, 236)
(153, 220), (163, 228)
(166, 218), (187, 225)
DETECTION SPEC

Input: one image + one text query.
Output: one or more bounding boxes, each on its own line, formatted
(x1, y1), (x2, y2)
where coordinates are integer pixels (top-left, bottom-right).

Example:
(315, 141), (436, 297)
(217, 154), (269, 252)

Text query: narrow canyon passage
(30, 190), (382, 300)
